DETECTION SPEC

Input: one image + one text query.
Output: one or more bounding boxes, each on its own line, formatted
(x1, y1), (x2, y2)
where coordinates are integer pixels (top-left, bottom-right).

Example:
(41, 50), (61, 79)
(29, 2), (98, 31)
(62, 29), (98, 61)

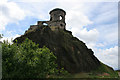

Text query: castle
(25, 8), (66, 33)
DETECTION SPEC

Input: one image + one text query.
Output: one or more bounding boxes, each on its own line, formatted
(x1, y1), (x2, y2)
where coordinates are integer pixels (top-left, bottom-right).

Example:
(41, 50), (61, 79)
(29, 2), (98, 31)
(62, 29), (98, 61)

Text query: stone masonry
(25, 8), (66, 33)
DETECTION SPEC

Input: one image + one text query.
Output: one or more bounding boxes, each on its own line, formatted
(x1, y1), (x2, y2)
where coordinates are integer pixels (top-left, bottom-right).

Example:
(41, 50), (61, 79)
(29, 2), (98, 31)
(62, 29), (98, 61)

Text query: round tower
(49, 8), (66, 30)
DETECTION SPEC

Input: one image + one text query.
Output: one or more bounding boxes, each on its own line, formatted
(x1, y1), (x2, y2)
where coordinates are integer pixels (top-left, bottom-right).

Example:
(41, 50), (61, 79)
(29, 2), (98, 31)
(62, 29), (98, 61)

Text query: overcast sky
(0, 0), (119, 70)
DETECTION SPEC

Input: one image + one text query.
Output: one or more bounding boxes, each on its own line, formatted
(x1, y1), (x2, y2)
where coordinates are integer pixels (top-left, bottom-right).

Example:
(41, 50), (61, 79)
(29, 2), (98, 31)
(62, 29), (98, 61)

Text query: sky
(0, 0), (119, 70)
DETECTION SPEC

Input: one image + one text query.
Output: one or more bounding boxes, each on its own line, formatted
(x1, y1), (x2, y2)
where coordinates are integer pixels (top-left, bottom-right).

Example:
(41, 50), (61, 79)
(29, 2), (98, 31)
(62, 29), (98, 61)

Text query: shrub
(2, 38), (69, 78)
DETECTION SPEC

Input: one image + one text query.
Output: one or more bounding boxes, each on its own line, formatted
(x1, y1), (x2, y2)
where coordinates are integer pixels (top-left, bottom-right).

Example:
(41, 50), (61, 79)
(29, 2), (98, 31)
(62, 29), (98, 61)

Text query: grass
(69, 62), (119, 79)
(47, 62), (120, 79)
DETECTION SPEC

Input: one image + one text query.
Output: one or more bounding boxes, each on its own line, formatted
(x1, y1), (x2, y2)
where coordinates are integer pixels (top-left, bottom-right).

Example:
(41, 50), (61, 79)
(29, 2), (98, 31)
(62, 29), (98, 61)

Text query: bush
(2, 38), (69, 78)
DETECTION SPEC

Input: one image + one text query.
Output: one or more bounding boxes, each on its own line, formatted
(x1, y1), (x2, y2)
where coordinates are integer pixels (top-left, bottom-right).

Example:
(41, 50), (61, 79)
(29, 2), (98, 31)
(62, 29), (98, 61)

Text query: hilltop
(14, 8), (119, 78)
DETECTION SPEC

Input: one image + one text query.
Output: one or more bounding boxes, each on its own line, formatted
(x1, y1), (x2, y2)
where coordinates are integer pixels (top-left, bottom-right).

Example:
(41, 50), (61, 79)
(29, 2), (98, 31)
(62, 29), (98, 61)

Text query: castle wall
(25, 25), (38, 34)
(50, 10), (65, 22)
(37, 20), (66, 30)
(25, 8), (66, 33)
(37, 21), (49, 26)
(48, 21), (65, 30)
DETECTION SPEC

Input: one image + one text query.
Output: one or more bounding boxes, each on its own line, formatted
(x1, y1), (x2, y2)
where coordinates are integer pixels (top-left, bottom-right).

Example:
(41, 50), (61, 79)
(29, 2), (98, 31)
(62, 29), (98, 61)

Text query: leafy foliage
(2, 38), (69, 78)
(0, 34), (3, 39)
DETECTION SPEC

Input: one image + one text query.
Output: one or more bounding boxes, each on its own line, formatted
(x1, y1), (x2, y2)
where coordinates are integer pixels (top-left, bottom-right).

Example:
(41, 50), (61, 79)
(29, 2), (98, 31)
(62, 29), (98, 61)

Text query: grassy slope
(72, 62), (119, 78)
(49, 62), (119, 79)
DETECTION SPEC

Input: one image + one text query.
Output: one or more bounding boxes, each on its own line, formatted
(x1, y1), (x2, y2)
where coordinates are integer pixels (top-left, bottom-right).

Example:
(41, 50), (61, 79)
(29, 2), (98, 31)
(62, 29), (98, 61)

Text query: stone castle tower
(25, 8), (66, 33)
(49, 8), (66, 29)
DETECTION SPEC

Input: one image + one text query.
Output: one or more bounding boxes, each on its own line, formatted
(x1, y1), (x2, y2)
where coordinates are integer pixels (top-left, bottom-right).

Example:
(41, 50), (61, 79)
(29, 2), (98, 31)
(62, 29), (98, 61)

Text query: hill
(14, 26), (115, 74)
(13, 8), (119, 78)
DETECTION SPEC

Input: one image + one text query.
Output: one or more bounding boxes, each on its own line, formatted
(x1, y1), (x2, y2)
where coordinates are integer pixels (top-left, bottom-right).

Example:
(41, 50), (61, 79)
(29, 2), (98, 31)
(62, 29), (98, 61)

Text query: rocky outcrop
(14, 26), (100, 73)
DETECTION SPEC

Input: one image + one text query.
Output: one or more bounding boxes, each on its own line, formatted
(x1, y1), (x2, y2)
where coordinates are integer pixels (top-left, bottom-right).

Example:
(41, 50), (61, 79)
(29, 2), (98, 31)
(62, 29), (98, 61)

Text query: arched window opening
(43, 23), (48, 26)
(60, 16), (62, 20)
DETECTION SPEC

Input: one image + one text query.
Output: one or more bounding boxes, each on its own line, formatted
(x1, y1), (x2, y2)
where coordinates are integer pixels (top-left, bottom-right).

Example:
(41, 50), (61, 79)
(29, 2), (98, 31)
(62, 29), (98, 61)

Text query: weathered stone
(25, 8), (66, 34)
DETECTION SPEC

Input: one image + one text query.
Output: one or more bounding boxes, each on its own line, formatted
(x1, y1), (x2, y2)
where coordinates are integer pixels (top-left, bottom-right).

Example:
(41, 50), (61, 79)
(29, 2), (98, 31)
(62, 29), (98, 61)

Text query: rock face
(14, 8), (101, 73)
(14, 26), (100, 73)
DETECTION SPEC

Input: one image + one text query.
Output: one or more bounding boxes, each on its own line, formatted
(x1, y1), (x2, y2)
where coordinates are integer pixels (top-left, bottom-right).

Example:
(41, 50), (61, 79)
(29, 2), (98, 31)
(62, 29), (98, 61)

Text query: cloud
(0, 0), (25, 32)
(72, 28), (99, 43)
(54, 2), (99, 44)
(96, 23), (118, 47)
(0, 30), (21, 44)
(14, 2), (56, 22)
(94, 46), (118, 70)
(0, 33), (21, 44)
(66, 10), (93, 30)
(93, 4), (117, 25)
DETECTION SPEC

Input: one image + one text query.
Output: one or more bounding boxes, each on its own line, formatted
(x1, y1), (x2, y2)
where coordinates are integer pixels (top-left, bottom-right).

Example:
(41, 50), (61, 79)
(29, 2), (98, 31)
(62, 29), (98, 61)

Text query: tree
(0, 34), (3, 39)
(2, 38), (69, 78)
(0, 34), (3, 79)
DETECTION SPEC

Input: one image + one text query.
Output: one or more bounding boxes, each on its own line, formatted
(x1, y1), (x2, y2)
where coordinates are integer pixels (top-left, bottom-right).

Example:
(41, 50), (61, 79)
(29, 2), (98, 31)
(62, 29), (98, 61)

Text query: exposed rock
(14, 26), (100, 73)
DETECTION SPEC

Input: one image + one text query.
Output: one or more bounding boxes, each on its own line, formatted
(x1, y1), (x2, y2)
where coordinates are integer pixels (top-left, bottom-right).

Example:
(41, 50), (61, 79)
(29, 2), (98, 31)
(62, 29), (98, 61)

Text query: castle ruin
(25, 8), (66, 33)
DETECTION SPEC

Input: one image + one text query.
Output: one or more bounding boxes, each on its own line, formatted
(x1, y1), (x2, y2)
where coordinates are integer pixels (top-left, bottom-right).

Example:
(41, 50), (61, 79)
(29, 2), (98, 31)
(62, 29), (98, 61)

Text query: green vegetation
(2, 31), (119, 79)
(72, 62), (119, 79)
(89, 62), (119, 78)
(0, 34), (3, 39)
(2, 38), (69, 78)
